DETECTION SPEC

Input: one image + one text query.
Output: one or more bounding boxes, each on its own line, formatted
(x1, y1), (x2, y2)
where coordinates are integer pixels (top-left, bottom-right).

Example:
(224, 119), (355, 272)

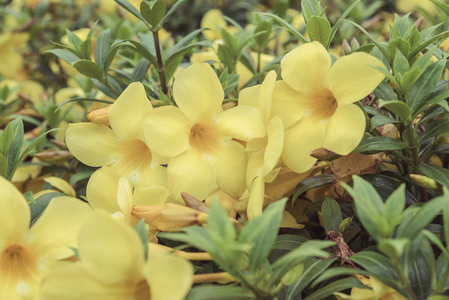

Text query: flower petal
(216, 106), (265, 141)
(213, 141), (247, 198)
(258, 70), (277, 125)
(39, 264), (144, 300)
(66, 123), (123, 167)
(173, 63), (223, 122)
(167, 150), (218, 201)
(43, 177), (76, 197)
(328, 52), (386, 105)
(263, 116), (284, 178)
(247, 175), (265, 219)
(142, 106), (190, 157)
(86, 167), (121, 214)
(77, 211), (144, 284)
(133, 186), (169, 206)
(144, 253), (193, 300)
(281, 41), (331, 93)
(137, 162), (168, 188)
(239, 85), (260, 108)
(108, 82), (153, 140)
(29, 196), (92, 259)
(0, 176), (29, 245)
(323, 104), (365, 155)
(271, 80), (308, 129)
(282, 117), (325, 173)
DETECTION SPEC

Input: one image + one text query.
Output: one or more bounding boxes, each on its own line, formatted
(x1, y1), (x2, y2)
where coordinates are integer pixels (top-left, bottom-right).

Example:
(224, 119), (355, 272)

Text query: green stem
(152, 30), (168, 96)
(235, 271), (274, 300)
(405, 122), (421, 172)
(393, 261), (419, 300)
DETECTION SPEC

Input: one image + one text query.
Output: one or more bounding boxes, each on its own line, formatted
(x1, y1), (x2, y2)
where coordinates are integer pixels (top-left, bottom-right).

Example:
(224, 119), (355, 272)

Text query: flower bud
(87, 105), (112, 126)
(410, 174), (439, 190)
(132, 203), (209, 231)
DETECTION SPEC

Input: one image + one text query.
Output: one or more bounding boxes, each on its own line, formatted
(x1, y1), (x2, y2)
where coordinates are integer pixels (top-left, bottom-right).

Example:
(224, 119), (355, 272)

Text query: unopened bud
(350, 37), (360, 51)
(342, 39), (351, 55)
(132, 203), (209, 231)
(311, 148), (341, 161)
(87, 105), (112, 126)
(410, 174), (439, 190)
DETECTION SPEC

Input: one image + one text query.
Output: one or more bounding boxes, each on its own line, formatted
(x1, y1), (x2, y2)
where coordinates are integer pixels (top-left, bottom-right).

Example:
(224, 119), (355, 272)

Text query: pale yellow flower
(86, 166), (169, 226)
(65, 82), (167, 187)
(0, 32), (29, 80)
(201, 9), (236, 42)
(239, 70), (284, 218)
(271, 41), (385, 173)
(396, 0), (435, 13)
(335, 276), (407, 300)
(143, 63), (265, 200)
(0, 176), (92, 300)
(39, 211), (193, 300)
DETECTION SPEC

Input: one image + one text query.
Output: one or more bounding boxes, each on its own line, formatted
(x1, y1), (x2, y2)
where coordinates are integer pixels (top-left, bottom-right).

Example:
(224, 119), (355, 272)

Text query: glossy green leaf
(0, 152), (7, 178)
(420, 116), (449, 141)
(140, 0), (166, 28)
(64, 28), (83, 51)
(370, 115), (400, 131)
(239, 199), (287, 273)
(72, 60), (104, 80)
(30, 192), (63, 224)
(321, 197), (342, 233)
(114, 0), (149, 25)
(306, 16), (331, 46)
(292, 174), (334, 204)
(130, 58), (151, 82)
(304, 277), (370, 300)
(378, 99), (411, 122)
(374, 81), (397, 101)
(94, 29), (111, 70)
(353, 136), (407, 153)
(45, 49), (80, 65)
(417, 164), (449, 190)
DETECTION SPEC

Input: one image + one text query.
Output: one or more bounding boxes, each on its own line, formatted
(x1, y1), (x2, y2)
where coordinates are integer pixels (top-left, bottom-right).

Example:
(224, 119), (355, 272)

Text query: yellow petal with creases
(43, 177), (76, 197)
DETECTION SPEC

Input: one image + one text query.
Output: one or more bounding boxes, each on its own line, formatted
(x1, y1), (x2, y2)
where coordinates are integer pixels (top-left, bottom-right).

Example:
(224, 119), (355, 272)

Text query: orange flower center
(0, 244), (36, 282)
(189, 122), (220, 153)
(308, 88), (338, 121)
(114, 139), (153, 178)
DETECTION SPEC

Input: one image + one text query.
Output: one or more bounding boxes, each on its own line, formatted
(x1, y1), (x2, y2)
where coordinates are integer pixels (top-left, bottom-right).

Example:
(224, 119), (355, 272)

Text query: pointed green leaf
(72, 60), (104, 80)
(258, 12), (309, 44)
(306, 16), (331, 46)
(352, 136), (407, 153)
(321, 197), (342, 233)
(94, 29), (111, 70)
(378, 99), (411, 122)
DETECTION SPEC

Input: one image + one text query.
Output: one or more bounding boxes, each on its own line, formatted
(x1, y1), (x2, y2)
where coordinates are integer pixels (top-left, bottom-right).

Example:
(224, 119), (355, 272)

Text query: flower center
(308, 88), (338, 121)
(113, 139), (153, 180)
(0, 244), (36, 282)
(189, 122), (220, 153)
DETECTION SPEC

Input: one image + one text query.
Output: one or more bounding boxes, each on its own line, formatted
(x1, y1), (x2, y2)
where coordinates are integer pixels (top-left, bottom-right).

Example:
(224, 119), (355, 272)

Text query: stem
(393, 261), (419, 300)
(235, 271), (274, 300)
(193, 272), (235, 283)
(405, 122), (421, 172)
(257, 50), (261, 74)
(152, 30), (168, 96)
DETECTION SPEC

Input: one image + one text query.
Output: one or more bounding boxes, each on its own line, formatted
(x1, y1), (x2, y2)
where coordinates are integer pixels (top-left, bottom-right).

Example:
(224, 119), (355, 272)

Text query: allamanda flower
(143, 63), (265, 201)
(0, 176), (92, 300)
(271, 41), (385, 173)
(66, 82), (167, 187)
(40, 211), (193, 300)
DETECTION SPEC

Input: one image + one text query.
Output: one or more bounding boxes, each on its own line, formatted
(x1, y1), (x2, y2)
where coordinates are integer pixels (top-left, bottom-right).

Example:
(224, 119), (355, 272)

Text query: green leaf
(126, 40), (158, 66)
(79, 39), (92, 60)
(0, 152), (7, 178)
(374, 81), (397, 101)
(64, 28), (83, 51)
(72, 60), (104, 80)
(94, 29), (111, 70)
(239, 198), (287, 273)
(306, 16), (331, 46)
(140, 0), (166, 28)
(413, 87), (449, 118)
(114, 0), (149, 25)
(352, 136), (407, 153)
(6, 118), (24, 178)
(417, 164), (449, 190)
(378, 238), (410, 261)
(272, 234), (309, 250)
(29, 192), (62, 224)
(186, 286), (255, 300)
(9, 128), (59, 181)
(420, 116), (449, 141)
(362, 174), (417, 205)
(304, 277), (370, 300)
(397, 194), (448, 239)
(410, 30), (449, 58)
(165, 28), (206, 60)
(286, 258), (337, 300)
(343, 176), (384, 240)
(370, 115), (400, 131)
(292, 174), (334, 204)
(253, 18), (272, 48)
(159, 0), (187, 26)
(258, 12), (309, 44)
(207, 200), (236, 245)
(378, 99), (411, 122)
(429, 0), (449, 17)
(382, 184), (405, 228)
(321, 197), (342, 233)
(393, 48), (410, 75)
(327, 0), (361, 49)
(130, 58), (150, 83)
(134, 219), (149, 260)
(45, 49), (80, 65)
(408, 60), (446, 115)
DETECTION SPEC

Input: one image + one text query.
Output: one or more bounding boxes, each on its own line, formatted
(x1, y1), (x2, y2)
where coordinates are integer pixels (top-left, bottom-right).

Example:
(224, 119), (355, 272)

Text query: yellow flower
(0, 32), (29, 80)
(0, 176), (92, 300)
(143, 63), (265, 200)
(239, 70), (284, 218)
(335, 276), (407, 300)
(65, 82), (167, 187)
(395, 0), (435, 14)
(86, 166), (169, 225)
(200, 9), (236, 42)
(271, 41), (385, 173)
(39, 211), (193, 300)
